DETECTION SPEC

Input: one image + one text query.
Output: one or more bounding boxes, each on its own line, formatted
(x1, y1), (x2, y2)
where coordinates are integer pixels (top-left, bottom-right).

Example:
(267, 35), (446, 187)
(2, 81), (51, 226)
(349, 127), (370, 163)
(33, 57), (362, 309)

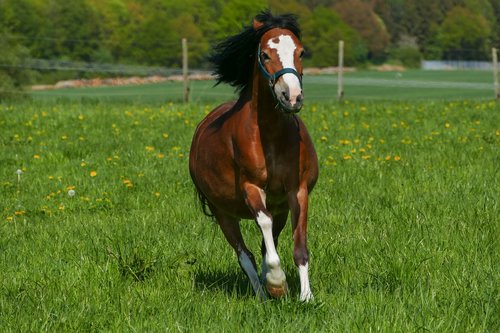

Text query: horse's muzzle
(277, 89), (303, 113)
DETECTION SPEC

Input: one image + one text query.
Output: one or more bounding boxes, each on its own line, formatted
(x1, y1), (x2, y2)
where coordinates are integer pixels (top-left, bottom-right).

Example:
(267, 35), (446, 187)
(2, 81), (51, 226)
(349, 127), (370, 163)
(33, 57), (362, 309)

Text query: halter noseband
(257, 44), (303, 91)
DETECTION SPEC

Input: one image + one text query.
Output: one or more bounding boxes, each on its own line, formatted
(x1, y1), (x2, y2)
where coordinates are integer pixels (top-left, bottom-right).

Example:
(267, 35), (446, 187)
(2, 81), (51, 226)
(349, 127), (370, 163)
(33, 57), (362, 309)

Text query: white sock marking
(298, 263), (313, 302)
(256, 211), (286, 286)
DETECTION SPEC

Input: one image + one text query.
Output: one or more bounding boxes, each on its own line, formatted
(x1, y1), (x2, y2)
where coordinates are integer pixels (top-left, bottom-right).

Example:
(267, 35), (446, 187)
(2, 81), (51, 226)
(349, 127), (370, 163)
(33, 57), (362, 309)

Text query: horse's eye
(261, 52), (270, 62)
(299, 50), (305, 59)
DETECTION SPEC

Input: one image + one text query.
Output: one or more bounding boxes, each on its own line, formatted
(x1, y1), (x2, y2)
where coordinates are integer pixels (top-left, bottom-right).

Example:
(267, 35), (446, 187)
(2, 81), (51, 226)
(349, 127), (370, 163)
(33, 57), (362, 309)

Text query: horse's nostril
(296, 94), (303, 103)
(282, 91), (290, 101)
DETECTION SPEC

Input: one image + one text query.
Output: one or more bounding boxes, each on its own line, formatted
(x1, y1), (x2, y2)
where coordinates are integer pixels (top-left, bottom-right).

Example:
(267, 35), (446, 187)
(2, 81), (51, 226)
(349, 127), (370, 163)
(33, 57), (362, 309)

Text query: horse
(189, 11), (318, 302)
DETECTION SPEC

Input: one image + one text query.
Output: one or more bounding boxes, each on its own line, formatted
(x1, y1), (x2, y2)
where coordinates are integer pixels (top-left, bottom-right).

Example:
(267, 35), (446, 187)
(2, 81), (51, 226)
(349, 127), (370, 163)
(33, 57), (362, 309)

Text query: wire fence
(0, 52), (498, 101)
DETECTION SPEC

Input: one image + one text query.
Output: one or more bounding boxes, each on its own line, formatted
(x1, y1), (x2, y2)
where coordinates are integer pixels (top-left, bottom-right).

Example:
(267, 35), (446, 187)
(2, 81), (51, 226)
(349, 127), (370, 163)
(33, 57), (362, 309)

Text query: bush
(389, 47), (422, 68)
(0, 30), (33, 100)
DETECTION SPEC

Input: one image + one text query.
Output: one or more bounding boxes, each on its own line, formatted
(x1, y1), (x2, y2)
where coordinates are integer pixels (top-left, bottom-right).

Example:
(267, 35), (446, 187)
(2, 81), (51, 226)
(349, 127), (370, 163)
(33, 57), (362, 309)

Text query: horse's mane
(209, 10), (301, 95)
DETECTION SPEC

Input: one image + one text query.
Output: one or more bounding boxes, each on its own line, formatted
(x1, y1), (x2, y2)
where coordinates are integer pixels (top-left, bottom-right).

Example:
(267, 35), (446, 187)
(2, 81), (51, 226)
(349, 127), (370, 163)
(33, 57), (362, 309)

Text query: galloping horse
(189, 11), (318, 301)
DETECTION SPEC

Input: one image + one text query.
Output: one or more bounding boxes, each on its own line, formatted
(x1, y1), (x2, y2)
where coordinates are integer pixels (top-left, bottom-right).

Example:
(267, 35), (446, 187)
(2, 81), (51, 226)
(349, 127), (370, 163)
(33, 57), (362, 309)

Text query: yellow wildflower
(90, 171), (97, 177)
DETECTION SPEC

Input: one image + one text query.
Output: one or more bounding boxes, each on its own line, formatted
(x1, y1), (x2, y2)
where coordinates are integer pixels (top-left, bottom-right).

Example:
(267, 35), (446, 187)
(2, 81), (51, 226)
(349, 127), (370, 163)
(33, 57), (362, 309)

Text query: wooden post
(493, 47), (499, 100)
(182, 38), (189, 103)
(337, 40), (344, 101)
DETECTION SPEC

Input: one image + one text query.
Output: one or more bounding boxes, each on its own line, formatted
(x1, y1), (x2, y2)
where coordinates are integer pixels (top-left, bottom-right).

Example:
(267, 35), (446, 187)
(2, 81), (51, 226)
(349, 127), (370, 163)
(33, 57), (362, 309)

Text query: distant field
(1, 97), (498, 331)
(30, 70), (498, 103)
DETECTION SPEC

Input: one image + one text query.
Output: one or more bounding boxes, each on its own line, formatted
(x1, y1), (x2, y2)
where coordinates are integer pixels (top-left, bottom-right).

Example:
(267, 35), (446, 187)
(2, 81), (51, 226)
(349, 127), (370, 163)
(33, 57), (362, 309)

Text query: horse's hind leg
(214, 211), (266, 299)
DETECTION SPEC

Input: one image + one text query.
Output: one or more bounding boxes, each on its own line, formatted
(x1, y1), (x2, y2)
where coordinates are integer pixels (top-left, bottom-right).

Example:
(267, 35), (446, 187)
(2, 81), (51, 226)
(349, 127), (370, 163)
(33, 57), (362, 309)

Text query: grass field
(1, 81), (499, 331)
(30, 69), (499, 103)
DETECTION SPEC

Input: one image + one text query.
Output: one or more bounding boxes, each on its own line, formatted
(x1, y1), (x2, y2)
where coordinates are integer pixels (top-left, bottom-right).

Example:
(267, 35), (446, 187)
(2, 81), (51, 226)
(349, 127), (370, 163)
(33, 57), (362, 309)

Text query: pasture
(1, 77), (499, 331)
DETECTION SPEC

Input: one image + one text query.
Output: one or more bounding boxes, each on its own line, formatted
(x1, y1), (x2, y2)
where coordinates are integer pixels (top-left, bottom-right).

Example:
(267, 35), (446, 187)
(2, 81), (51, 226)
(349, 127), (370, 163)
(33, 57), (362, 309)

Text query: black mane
(209, 11), (301, 95)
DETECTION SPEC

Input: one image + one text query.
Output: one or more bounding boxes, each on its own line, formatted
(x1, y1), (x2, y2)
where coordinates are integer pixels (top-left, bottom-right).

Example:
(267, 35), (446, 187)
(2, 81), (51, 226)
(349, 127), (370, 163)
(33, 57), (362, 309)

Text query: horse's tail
(193, 185), (215, 220)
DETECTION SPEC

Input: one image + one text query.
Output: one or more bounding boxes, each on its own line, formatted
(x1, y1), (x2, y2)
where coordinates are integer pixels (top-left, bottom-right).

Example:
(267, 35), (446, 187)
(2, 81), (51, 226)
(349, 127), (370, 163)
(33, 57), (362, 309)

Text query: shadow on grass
(193, 266), (301, 299)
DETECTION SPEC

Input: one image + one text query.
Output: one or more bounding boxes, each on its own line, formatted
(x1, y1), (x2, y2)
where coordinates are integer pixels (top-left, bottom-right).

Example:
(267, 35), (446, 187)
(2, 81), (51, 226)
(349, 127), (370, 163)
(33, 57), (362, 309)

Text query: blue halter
(257, 44), (303, 91)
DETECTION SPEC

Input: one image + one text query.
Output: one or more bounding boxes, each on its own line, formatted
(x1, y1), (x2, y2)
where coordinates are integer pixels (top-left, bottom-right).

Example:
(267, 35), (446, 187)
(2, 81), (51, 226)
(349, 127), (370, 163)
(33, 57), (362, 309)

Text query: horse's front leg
(289, 186), (313, 302)
(243, 183), (288, 298)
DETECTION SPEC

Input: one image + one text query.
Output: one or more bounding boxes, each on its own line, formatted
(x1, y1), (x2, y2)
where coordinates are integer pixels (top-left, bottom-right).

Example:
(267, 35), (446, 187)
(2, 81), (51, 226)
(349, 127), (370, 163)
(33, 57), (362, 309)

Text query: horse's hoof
(266, 281), (288, 298)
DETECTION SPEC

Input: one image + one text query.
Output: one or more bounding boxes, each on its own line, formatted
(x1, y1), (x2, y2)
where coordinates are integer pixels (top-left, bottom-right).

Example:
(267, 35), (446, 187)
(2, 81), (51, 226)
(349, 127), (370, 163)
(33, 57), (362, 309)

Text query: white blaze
(267, 35), (302, 105)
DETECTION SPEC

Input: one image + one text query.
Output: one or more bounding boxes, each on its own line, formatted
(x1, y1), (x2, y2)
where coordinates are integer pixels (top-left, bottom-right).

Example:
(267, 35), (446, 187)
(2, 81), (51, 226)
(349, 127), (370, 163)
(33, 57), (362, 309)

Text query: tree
(302, 6), (367, 67)
(333, 0), (390, 61)
(0, 30), (33, 100)
(32, 0), (101, 61)
(436, 6), (492, 60)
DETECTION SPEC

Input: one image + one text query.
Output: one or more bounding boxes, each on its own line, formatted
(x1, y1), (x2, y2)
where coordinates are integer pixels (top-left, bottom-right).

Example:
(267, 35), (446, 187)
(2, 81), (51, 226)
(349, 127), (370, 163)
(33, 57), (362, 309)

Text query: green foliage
(389, 47), (422, 68)
(437, 6), (492, 60)
(302, 7), (367, 67)
(213, 0), (267, 39)
(0, 30), (33, 100)
(1, 0), (500, 75)
(334, 0), (391, 61)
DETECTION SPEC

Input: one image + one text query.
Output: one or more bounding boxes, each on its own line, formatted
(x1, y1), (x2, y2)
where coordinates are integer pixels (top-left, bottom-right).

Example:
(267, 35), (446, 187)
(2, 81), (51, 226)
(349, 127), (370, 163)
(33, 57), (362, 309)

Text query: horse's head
(255, 20), (304, 113)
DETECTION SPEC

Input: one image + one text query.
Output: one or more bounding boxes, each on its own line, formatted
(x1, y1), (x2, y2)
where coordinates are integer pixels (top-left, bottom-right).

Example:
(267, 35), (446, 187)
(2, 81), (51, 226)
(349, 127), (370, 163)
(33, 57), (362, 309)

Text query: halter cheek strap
(257, 44), (303, 90)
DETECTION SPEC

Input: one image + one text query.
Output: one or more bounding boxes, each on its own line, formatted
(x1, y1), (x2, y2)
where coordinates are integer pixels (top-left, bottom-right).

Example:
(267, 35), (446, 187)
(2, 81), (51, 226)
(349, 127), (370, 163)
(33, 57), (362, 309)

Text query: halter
(257, 44), (303, 93)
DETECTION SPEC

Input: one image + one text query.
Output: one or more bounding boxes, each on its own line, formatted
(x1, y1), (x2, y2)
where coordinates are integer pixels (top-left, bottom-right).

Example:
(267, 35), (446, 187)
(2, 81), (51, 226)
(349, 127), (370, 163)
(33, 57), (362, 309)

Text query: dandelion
(68, 189), (76, 197)
(6, 216), (13, 222)
(394, 156), (401, 161)
(321, 136), (328, 142)
(81, 160), (87, 167)
(445, 123), (450, 128)
(16, 169), (23, 182)
(343, 155), (352, 160)
(90, 171), (97, 177)
(15, 210), (25, 216)
(145, 146), (155, 152)
(58, 204), (65, 211)
(123, 179), (133, 188)
(385, 155), (391, 161)
(33, 154), (40, 159)
(157, 153), (165, 158)
(361, 155), (371, 160)
(163, 133), (169, 139)
(61, 135), (68, 140)
(78, 115), (85, 120)
(154, 192), (161, 197)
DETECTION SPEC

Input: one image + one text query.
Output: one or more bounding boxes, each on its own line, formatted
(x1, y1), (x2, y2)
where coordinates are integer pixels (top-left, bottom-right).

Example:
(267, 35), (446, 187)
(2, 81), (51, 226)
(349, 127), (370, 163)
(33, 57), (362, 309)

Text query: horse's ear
(253, 19), (264, 30)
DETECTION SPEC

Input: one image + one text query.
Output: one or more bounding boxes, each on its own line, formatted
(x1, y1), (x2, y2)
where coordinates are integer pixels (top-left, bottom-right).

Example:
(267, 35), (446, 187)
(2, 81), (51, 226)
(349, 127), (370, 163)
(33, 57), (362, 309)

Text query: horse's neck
(250, 71), (293, 137)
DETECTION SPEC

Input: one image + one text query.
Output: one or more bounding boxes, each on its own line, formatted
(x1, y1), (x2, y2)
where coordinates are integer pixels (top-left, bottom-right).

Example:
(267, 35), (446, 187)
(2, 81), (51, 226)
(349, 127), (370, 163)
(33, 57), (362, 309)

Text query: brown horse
(189, 11), (318, 301)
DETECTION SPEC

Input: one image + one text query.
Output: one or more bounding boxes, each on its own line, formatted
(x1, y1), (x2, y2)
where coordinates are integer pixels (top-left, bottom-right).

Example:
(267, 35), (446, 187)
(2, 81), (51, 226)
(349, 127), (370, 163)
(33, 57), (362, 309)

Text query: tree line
(1, 0), (500, 97)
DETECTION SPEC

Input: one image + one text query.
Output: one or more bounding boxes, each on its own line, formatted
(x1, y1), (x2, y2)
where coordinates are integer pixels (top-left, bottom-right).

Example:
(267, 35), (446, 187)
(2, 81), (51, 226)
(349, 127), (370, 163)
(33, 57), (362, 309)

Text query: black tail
(194, 186), (215, 219)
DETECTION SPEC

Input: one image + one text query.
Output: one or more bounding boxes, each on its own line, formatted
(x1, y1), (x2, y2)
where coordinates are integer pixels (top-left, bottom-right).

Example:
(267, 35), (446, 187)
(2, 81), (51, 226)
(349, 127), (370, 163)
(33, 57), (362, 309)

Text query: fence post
(337, 40), (344, 101)
(493, 47), (499, 100)
(182, 38), (190, 103)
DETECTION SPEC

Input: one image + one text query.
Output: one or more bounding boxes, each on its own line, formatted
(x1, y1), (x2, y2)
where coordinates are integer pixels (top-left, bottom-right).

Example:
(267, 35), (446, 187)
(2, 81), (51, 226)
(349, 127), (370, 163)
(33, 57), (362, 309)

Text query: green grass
(0, 97), (499, 331)
(30, 69), (499, 103)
